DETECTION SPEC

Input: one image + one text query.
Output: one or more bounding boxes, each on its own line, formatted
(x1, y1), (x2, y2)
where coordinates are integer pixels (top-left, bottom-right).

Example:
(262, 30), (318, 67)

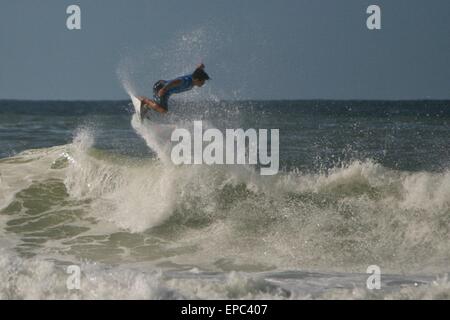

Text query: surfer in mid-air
(138, 63), (211, 119)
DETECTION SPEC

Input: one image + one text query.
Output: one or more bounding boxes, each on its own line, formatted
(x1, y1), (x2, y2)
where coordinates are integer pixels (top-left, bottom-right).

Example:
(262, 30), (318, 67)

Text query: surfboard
(130, 94), (142, 114)
(130, 94), (167, 120)
(130, 95), (152, 121)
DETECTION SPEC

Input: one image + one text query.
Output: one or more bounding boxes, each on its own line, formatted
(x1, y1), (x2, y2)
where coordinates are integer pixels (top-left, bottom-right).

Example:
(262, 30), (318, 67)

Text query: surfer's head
(192, 68), (210, 87)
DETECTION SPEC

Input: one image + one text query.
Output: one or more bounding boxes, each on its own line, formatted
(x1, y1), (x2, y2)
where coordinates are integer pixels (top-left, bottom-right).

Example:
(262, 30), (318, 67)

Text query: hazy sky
(1, 0), (449, 100)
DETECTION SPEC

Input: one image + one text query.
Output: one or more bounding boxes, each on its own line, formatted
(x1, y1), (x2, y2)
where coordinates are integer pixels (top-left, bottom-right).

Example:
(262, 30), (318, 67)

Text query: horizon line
(1, 98), (450, 103)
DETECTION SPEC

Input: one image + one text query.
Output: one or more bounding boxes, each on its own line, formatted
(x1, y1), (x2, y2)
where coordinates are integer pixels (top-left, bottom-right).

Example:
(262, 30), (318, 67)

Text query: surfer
(138, 63), (211, 119)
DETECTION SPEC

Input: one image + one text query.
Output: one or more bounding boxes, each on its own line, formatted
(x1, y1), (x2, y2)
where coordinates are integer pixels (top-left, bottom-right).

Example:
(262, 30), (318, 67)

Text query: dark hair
(192, 68), (210, 81)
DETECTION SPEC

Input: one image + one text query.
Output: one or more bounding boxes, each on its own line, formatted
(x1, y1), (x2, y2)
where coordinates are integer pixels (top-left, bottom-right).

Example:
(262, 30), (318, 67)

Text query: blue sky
(1, 0), (449, 100)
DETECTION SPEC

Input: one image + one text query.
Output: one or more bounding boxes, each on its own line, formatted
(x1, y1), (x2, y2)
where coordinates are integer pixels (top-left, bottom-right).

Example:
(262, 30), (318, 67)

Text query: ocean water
(0, 99), (449, 299)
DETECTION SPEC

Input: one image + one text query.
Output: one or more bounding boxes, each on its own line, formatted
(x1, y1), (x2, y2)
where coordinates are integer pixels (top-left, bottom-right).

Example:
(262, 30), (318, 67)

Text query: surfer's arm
(158, 79), (182, 97)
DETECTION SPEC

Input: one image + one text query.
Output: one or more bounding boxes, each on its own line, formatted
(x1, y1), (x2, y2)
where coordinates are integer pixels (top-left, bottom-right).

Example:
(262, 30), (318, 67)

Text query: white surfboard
(130, 94), (142, 115)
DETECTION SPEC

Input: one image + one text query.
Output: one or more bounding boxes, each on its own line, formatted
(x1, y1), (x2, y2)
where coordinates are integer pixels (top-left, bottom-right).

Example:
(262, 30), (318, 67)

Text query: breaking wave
(1, 128), (449, 276)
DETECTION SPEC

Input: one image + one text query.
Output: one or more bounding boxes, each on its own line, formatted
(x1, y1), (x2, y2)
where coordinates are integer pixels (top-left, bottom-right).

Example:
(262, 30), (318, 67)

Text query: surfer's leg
(142, 98), (167, 114)
(149, 94), (169, 114)
(139, 99), (149, 120)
